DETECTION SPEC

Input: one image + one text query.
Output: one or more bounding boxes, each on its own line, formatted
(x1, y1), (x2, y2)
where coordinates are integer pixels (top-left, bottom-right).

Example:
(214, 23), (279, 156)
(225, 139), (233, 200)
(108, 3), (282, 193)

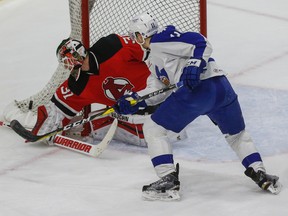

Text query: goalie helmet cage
(6, 0), (206, 135)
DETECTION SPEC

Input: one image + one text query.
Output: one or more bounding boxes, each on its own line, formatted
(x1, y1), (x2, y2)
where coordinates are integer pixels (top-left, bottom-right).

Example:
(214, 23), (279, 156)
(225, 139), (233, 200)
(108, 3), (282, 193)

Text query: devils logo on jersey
(102, 77), (135, 101)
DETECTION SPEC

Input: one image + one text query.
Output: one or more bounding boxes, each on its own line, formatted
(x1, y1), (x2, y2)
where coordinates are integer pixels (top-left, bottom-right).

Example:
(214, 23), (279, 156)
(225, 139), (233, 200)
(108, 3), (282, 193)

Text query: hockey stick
(10, 81), (183, 142)
(2, 117), (117, 157)
(53, 118), (118, 157)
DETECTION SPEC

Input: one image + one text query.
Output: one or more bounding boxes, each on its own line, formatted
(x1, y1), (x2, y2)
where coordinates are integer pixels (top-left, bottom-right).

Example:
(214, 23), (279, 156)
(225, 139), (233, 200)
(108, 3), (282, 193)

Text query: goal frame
(80, 0), (91, 136)
(80, 0), (207, 136)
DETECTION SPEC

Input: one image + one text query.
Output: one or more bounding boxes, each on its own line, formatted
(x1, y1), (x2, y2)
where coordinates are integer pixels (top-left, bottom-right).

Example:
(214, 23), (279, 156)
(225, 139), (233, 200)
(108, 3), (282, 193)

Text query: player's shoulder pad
(151, 25), (177, 43)
(89, 34), (123, 64)
(151, 25), (206, 46)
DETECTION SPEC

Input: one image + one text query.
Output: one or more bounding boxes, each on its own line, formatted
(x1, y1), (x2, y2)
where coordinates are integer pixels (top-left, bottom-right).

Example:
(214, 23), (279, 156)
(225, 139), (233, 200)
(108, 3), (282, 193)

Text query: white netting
(3, 0), (204, 128)
(89, 0), (202, 45)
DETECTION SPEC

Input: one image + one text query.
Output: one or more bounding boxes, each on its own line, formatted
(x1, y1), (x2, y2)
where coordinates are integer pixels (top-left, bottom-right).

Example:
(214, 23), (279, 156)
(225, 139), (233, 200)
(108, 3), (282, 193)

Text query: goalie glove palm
(115, 92), (147, 115)
(56, 38), (87, 70)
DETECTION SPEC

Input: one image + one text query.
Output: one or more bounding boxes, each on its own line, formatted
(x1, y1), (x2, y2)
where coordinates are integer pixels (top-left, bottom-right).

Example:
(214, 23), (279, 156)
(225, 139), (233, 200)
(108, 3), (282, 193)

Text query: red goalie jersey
(52, 34), (151, 116)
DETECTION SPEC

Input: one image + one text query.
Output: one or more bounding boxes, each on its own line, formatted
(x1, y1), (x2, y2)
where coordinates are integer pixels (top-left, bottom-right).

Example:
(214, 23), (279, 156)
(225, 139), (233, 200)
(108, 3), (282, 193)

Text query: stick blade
(10, 120), (39, 142)
(92, 118), (118, 157)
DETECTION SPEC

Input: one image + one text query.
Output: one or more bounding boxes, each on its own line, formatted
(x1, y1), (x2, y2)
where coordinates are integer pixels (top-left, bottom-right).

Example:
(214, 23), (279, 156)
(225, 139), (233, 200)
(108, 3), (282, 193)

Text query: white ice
(0, 0), (288, 215)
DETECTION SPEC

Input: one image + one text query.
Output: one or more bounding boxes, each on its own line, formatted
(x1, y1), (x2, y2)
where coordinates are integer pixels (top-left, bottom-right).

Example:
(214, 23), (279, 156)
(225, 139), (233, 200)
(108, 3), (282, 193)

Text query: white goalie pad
(89, 112), (149, 147)
(88, 110), (187, 147)
(2, 101), (37, 129)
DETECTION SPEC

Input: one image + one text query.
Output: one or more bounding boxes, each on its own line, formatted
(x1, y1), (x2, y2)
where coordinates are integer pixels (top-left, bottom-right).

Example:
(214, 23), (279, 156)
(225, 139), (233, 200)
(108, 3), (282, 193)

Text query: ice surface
(0, 0), (288, 215)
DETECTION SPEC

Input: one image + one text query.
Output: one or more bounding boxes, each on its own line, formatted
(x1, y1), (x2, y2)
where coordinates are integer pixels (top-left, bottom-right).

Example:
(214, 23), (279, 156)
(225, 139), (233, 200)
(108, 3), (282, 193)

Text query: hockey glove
(114, 92), (147, 115)
(56, 38), (87, 70)
(180, 58), (206, 89)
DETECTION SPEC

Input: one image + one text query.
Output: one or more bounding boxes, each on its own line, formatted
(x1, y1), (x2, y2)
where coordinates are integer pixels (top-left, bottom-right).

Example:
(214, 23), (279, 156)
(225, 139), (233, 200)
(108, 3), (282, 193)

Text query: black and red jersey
(52, 34), (151, 118)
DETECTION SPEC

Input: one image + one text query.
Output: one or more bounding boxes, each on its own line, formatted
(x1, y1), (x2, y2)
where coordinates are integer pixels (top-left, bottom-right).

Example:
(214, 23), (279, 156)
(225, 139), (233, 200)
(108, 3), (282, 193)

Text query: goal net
(3, 0), (207, 130)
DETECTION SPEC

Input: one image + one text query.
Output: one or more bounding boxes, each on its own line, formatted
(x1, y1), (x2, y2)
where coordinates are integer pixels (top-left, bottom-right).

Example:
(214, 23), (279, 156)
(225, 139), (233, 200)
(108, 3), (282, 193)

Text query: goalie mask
(56, 38), (87, 70)
(128, 12), (158, 43)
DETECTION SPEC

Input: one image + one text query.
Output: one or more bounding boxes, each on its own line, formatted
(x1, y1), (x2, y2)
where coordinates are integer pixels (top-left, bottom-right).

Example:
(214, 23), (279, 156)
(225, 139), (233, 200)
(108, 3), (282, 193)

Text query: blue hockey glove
(114, 92), (147, 115)
(180, 58), (206, 89)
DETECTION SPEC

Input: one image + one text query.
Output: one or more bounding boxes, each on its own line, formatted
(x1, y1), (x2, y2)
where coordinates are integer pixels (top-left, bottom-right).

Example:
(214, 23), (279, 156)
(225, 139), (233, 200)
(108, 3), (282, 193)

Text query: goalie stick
(1, 119), (117, 157)
(53, 118), (118, 157)
(10, 81), (183, 142)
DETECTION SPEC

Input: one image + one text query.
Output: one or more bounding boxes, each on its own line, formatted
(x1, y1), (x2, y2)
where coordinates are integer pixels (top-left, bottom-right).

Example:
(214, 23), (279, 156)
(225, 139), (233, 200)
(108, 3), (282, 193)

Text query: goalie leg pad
(90, 111), (149, 147)
(3, 100), (37, 129)
(31, 101), (69, 144)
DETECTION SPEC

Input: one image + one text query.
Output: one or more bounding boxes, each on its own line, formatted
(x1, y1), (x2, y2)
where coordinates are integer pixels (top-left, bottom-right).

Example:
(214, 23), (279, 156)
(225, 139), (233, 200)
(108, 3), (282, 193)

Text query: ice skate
(245, 167), (282, 195)
(142, 163), (180, 201)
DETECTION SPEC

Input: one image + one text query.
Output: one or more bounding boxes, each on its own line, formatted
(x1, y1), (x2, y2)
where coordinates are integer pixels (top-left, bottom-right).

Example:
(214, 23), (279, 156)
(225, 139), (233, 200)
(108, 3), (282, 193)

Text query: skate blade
(267, 181), (282, 195)
(142, 190), (180, 201)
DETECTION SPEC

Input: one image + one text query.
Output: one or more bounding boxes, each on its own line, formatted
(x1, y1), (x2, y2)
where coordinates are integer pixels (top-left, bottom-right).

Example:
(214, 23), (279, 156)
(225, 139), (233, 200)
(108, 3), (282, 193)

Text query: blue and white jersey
(138, 25), (226, 105)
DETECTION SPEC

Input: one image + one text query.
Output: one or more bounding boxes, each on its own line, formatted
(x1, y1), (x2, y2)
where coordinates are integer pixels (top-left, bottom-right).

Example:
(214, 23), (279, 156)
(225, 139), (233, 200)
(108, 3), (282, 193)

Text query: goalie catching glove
(114, 92), (147, 115)
(180, 58), (206, 90)
(56, 38), (87, 70)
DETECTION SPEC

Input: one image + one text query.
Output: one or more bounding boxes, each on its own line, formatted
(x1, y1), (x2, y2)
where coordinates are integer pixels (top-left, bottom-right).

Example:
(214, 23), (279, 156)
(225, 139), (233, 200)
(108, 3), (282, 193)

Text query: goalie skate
(142, 163), (180, 201)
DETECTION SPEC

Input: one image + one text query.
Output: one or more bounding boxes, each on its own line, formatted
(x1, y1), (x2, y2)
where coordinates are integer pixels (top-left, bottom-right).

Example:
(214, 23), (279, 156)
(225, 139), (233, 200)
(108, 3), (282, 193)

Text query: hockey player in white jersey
(115, 12), (282, 200)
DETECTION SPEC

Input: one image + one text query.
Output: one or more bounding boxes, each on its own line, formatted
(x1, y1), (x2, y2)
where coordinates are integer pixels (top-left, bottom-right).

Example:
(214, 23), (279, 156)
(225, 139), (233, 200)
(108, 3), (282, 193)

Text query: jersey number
(170, 31), (181, 38)
(61, 86), (74, 100)
(121, 36), (136, 44)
